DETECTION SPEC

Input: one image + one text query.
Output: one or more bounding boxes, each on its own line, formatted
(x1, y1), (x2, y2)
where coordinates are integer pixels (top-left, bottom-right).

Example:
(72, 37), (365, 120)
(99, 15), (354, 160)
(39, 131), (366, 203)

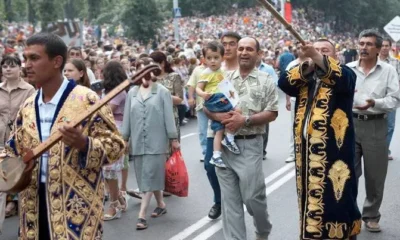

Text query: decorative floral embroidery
(326, 222), (347, 239)
(330, 109), (349, 149)
(328, 160), (351, 202)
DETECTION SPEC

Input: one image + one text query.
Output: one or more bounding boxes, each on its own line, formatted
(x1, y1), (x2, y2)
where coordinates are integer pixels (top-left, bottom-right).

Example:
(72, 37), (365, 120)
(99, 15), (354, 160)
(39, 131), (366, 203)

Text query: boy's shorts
(203, 93), (233, 132)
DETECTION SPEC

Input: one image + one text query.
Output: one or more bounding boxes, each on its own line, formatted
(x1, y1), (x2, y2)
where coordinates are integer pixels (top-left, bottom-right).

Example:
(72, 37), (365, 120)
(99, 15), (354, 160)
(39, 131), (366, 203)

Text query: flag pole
(257, 0), (306, 45)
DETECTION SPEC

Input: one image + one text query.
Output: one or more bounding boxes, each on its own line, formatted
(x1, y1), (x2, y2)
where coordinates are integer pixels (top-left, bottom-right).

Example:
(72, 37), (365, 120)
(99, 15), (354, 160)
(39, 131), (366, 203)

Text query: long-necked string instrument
(257, 0), (306, 45)
(0, 63), (162, 193)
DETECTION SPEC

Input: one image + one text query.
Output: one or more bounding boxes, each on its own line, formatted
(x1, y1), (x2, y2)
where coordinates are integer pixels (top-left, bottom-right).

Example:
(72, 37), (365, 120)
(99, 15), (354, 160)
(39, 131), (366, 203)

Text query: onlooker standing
(64, 59), (91, 88)
(150, 51), (183, 140)
(102, 61), (128, 221)
(276, 46), (295, 77)
(379, 38), (400, 160)
(121, 70), (179, 230)
(283, 44), (310, 163)
(68, 46), (97, 83)
(348, 29), (400, 232)
(0, 54), (35, 220)
(257, 48), (278, 160)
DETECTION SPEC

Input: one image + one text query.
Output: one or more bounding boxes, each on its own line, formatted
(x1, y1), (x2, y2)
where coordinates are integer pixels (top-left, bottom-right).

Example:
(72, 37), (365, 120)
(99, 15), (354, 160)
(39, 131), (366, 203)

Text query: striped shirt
(38, 77), (69, 183)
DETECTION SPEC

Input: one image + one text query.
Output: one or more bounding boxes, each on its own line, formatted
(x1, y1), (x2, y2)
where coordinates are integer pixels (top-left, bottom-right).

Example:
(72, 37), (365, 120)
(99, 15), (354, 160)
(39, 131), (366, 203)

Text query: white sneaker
(285, 157), (295, 163)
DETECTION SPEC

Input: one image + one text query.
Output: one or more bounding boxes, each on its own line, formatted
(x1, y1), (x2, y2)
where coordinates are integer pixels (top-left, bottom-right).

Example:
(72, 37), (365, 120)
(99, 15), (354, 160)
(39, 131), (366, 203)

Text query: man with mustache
(347, 29), (400, 232)
(206, 37), (278, 240)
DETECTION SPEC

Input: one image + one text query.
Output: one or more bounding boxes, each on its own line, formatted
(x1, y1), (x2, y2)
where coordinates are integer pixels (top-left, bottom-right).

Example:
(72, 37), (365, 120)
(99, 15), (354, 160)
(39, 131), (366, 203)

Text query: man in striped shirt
(379, 37), (400, 160)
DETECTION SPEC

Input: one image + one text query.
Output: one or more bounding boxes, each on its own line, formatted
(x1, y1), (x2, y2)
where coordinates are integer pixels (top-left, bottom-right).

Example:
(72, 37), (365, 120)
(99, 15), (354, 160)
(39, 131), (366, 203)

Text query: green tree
(37, 0), (62, 30)
(120, 0), (163, 44)
(4, 0), (15, 22)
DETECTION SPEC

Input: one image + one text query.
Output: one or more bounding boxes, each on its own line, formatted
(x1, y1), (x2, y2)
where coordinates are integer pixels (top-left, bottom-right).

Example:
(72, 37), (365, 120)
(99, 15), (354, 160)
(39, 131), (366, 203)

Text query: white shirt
(38, 77), (69, 183)
(347, 60), (400, 114)
(87, 67), (96, 83)
(286, 59), (300, 102)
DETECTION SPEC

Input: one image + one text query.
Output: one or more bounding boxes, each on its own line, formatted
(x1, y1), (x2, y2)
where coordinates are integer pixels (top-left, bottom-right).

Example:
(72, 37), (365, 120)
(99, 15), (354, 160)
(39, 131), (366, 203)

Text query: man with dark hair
(379, 37), (400, 160)
(207, 37), (278, 240)
(1, 32), (125, 240)
(348, 29), (400, 232)
(221, 31), (241, 71)
(276, 46), (295, 77)
(279, 39), (362, 239)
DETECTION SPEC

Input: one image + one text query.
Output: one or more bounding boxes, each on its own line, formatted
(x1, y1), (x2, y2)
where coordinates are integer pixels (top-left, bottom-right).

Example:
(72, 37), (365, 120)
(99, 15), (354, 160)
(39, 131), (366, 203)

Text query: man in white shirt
(284, 44), (310, 163)
(348, 29), (400, 232)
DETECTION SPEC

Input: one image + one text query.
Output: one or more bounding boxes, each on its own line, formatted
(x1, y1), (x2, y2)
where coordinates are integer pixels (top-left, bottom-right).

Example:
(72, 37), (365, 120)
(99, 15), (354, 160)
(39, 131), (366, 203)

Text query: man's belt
(235, 135), (257, 140)
(353, 113), (387, 121)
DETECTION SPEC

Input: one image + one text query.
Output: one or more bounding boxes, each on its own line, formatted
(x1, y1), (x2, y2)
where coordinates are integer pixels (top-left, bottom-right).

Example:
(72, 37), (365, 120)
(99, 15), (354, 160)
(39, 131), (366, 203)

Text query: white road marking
(193, 170), (296, 240)
(168, 164), (295, 240)
(181, 133), (198, 139)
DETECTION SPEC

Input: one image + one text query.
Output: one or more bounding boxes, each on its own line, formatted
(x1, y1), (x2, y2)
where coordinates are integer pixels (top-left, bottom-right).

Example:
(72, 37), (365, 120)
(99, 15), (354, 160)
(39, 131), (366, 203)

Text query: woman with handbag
(121, 58), (180, 230)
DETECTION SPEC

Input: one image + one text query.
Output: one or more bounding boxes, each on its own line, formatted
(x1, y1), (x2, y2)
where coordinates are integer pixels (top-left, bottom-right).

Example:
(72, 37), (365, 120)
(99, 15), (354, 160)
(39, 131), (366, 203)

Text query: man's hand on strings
(59, 124), (88, 152)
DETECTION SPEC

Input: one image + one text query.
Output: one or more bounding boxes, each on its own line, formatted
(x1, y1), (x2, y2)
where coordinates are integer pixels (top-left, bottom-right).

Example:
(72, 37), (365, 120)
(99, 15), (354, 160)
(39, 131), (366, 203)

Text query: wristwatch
(244, 115), (251, 127)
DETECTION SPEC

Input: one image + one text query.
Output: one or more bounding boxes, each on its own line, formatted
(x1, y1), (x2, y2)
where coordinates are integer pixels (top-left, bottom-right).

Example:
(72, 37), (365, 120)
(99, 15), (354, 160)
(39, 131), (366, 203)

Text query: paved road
(2, 91), (400, 240)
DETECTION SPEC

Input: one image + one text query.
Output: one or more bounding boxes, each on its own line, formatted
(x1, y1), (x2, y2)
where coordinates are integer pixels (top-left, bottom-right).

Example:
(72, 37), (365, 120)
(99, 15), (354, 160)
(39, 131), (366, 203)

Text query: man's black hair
(204, 41), (225, 57)
(27, 33), (67, 72)
(382, 37), (393, 47)
(221, 31), (242, 42)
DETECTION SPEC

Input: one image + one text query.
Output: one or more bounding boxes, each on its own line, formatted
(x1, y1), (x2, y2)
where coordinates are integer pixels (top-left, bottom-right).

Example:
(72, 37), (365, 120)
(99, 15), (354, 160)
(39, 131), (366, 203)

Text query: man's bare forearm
(249, 111), (278, 125)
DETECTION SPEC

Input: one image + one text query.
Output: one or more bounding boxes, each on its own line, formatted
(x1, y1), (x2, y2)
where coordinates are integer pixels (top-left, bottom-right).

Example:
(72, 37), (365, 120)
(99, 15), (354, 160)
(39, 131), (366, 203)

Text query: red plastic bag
(165, 151), (189, 197)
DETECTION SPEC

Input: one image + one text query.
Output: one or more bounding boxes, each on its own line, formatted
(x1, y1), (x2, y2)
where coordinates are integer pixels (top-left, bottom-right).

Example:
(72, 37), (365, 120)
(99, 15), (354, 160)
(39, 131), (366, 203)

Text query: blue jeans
(197, 109), (208, 157)
(204, 137), (221, 205)
(203, 93), (233, 132)
(387, 110), (396, 154)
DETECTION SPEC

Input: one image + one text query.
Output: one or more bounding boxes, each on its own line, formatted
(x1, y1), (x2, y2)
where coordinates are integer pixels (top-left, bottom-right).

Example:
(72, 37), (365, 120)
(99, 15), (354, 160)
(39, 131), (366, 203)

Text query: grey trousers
(262, 124), (269, 156)
(354, 117), (388, 223)
(216, 135), (272, 240)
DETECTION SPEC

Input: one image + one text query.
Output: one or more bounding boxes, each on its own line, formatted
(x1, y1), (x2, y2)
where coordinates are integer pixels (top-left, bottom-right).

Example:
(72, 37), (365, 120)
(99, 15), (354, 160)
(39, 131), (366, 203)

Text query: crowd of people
(0, 4), (400, 240)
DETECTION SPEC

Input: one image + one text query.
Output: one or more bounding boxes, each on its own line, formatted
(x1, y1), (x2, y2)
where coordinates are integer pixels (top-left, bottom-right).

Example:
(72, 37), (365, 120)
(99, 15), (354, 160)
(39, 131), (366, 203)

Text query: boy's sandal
(136, 218), (148, 230)
(151, 207), (167, 218)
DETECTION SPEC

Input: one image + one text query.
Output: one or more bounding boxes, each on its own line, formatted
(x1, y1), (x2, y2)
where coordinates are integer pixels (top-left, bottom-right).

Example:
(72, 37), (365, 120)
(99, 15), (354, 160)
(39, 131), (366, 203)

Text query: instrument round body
(0, 157), (33, 194)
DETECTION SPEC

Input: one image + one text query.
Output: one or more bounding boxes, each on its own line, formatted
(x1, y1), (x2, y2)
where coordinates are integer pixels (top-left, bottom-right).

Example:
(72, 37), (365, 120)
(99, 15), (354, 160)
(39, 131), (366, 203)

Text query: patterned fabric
(383, 55), (400, 77)
(158, 72), (183, 140)
(227, 68), (279, 136)
(3, 81), (125, 240)
(278, 56), (362, 239)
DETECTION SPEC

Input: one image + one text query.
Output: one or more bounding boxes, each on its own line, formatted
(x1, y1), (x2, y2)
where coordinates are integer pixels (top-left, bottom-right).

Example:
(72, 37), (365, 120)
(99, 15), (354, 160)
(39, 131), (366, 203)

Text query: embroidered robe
(278, 56), (362, 240)
(4, 81), (125, 240)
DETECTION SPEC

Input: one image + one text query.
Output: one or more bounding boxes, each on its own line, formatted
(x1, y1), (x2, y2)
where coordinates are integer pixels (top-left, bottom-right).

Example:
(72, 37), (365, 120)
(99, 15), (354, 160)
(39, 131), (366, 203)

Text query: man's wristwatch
(244, 115), (251, 127)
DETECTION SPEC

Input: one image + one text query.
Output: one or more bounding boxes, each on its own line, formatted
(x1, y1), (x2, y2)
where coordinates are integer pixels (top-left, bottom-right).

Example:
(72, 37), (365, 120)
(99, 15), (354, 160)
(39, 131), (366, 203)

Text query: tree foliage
(292, 0), (400, 32)
(0, 0), (398, 43)
(120, 0), (163, 44)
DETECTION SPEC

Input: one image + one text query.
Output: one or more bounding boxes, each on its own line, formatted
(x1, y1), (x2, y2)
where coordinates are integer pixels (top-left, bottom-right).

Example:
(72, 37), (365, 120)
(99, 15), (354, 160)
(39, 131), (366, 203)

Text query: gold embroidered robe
(278, 56), (362, 240)
(3, 81), (125, 240)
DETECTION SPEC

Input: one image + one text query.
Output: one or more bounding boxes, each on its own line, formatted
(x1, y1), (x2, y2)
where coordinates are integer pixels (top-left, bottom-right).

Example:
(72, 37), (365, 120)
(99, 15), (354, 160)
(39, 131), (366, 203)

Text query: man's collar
(38, 77), (69, 106)
(349, 58), (383, 69)
(0, 79), (32, 91)
(232, 67), (258, 80)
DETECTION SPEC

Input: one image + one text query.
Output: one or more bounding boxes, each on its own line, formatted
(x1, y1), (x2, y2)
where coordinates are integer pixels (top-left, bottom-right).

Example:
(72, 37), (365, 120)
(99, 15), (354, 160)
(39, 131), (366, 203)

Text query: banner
(284, 1), (292, 23)
(46, 20), (83, 47)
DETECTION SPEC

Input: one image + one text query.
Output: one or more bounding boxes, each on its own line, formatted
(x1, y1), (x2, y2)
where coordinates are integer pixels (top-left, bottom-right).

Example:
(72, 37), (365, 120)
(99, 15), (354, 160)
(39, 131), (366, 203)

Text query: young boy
(196, 41), (241, 168)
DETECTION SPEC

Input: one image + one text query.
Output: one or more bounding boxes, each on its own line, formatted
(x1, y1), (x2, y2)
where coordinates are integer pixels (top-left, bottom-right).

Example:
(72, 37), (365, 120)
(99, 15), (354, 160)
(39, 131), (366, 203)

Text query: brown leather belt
(353, 113), (386, 121)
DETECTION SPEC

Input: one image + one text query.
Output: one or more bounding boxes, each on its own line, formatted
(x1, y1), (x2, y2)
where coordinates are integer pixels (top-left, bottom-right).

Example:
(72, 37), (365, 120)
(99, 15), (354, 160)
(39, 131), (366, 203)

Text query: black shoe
(208, 204), (221, 220)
